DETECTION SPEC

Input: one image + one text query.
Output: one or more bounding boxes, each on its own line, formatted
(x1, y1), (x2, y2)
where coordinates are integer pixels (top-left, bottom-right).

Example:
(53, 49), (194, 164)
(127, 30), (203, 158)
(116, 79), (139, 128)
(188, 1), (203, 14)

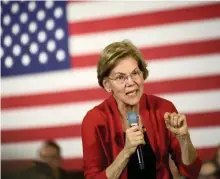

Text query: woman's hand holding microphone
(124, 125), (146, 157)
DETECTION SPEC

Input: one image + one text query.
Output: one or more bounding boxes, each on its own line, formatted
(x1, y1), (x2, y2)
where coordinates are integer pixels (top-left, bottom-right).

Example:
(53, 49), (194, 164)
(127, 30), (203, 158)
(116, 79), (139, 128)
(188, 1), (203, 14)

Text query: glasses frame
(108, 69), (143, 84)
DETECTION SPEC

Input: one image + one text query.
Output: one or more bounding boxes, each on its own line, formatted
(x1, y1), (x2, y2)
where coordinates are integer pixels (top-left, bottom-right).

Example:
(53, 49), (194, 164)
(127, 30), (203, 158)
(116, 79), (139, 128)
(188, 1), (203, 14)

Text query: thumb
(164, 112), (170, 121)
(165, 120), (171, 130)
(164, 112), (171, 129)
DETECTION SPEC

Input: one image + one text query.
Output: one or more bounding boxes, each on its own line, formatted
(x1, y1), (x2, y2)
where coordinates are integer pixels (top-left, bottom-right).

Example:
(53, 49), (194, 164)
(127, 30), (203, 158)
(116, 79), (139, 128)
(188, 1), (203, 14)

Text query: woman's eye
(117, 75), (124, 80)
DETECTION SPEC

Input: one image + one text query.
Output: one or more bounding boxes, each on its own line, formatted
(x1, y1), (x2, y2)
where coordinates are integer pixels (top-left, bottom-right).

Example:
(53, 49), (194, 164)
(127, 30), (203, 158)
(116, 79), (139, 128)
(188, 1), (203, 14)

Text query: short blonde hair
(97, 40), (149, 88)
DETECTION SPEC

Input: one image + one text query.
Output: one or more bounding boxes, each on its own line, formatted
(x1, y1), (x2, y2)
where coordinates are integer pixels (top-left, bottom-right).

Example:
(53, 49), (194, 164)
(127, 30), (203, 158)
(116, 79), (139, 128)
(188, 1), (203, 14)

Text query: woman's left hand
(164, 112), (189, 137)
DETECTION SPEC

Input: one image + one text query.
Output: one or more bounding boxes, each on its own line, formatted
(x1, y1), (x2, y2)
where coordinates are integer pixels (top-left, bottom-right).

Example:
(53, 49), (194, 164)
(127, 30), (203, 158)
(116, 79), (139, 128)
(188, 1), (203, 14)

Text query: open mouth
(126, 90), (137, 96)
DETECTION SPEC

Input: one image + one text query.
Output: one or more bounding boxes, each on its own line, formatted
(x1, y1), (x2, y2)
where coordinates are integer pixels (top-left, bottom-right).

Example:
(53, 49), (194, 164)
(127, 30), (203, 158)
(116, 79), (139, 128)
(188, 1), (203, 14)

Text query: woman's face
(105, 57), (145, 106)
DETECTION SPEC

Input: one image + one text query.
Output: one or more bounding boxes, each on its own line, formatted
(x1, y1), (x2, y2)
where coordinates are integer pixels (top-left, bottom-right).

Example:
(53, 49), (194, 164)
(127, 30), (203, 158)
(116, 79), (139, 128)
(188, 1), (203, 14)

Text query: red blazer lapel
(106, 95), (127, 179)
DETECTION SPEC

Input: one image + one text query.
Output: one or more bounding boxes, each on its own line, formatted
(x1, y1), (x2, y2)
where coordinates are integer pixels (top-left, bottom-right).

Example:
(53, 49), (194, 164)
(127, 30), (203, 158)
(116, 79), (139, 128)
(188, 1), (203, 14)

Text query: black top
(125, 130), (157, 179)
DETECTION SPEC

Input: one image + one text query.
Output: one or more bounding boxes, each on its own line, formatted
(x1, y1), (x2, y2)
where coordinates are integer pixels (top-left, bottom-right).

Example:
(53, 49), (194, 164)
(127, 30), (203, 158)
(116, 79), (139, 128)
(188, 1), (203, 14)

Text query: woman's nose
(126, 75), (135, 85)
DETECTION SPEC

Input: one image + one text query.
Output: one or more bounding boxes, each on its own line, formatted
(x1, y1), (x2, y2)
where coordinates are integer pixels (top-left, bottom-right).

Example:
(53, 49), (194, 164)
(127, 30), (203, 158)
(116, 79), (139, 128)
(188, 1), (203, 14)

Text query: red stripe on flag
(1, 146), (217, 173)
(197, 147), (218, 161)
(2, 111), (220, 143)
(68, 3), (220, 35)
(2, 75), (220, 109)
(144, 75), (220, 94)
(1, 124), (81, 143)
(187, 111), (220, 128)
(71, 39), (220, 68)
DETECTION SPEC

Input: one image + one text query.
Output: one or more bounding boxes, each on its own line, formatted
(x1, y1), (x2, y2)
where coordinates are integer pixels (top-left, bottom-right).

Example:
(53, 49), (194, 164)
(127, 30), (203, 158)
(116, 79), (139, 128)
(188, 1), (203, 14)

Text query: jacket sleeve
(81, 109), (108, 179)
(167, 102), (202, 179)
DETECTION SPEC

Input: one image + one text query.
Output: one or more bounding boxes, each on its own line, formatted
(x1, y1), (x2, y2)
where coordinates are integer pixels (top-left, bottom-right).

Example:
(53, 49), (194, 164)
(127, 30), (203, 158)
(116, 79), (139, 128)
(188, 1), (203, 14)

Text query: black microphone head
(127, 112), (138, 126)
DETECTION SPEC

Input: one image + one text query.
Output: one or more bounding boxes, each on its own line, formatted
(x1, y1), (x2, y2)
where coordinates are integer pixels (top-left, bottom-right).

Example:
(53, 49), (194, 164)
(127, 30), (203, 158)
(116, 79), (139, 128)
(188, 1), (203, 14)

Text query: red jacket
(81, 94), (201, 179)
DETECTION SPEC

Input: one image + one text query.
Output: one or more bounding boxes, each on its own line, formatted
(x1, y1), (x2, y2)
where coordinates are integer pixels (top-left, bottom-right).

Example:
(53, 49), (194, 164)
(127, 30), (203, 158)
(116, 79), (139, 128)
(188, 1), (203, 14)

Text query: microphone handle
(137, 145), (145, 170)
(129, 118), (144, 170)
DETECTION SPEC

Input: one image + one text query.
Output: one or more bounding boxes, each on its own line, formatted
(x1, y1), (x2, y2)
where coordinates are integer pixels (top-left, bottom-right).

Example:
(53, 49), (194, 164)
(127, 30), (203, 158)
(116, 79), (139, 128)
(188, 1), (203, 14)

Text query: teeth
(127, 91), (136, 96)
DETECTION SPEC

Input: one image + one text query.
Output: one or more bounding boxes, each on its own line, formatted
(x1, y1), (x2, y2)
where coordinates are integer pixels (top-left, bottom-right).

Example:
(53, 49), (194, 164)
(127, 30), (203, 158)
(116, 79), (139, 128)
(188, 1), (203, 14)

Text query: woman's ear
(103, 78), (111, 93)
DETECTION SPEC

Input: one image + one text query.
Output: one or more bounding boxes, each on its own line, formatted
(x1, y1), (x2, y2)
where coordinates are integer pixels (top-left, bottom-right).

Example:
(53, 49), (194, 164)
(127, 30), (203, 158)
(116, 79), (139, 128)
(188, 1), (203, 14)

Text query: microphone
(127, 112), (145, 170)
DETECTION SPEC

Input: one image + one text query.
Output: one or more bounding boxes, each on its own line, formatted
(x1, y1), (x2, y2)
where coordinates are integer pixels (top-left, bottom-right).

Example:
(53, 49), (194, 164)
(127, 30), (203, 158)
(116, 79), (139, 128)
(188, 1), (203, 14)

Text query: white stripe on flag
(67, 1), (212, 22)
(189, 126), (220, 148)
(1, 138), (82, 160)
(69, 19), (220, 55)
(2, 90), (220, 130)
(2, 54), (220, 96)
(159, 90), (220, 114)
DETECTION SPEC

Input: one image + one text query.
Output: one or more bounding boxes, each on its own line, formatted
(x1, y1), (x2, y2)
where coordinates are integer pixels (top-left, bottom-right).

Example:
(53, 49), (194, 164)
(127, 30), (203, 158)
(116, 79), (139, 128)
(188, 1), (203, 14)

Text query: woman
(81, 40), (201, 179)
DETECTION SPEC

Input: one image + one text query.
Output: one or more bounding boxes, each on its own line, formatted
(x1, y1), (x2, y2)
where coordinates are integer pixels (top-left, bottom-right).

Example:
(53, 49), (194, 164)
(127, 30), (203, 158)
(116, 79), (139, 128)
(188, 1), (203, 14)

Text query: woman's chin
(124, 92), (142, 106)
(125, 97), (140, 106)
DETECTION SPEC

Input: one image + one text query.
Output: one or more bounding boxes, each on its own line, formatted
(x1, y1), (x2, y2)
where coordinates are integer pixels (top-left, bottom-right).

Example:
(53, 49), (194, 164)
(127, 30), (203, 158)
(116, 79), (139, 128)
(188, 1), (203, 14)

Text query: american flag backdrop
(1, 0), (220, 172)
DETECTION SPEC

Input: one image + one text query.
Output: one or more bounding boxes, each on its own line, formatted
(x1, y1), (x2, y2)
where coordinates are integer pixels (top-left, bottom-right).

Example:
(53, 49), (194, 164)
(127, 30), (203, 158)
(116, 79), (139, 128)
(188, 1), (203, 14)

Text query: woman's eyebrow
(112, 67), (139, 75)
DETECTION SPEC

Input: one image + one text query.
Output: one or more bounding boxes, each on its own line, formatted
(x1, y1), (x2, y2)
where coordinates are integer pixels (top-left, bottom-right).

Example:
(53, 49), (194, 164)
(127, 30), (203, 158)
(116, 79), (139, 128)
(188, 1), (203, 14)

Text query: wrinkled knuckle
(174, 115), (178, 119)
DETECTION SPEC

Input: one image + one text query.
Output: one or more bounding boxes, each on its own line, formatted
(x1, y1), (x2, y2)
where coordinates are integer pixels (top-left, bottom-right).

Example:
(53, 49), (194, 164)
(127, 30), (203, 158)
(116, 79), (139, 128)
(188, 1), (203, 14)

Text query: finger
(164, 112), (170, 121)
(126, 131), (143, 142)
(132, 135), (144, 141)
(129, 130), (143, 137)
(139, 138), (146, 145)
(131, 125), (139, 131)
(135, 130), (144, 136)
(126, 125), (139, 133)
(138, 126), (143, 132)
(164, 112), (171, 127)
(169, 112), (177, 127)
(165, 118), (171, 129)
(139, 139), (146, 145)
(132, 138), (146, 146)
(178, 114), (186, 127)
(173, 114), (179, 128)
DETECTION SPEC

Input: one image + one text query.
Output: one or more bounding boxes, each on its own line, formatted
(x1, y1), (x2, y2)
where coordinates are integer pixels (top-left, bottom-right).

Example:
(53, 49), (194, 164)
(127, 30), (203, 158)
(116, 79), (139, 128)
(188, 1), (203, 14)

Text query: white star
(39, 52), (48, 64)
(30, 42), (39, 54)
(4, 35), (12, 47)
(46, 19), (55, 31)
(28, 1), (36, 12)
(38, 31), (47, 43)
(37, 10), (46, 21)
(3, 15), (11, 26)
(13, 44), (21, 56)
(5, 56), (13, 68)
(47, 40), (56, 52)
(11, 3), (19, 14)
(29, 21), (37, 33)
(20, 12), (28, 24)
(54, 7), (63, 18)
(22, 54), (31, 66)
(21, 33), (30, 45)
(45, 1), (54, 9)
(55, 28), (64, 40)
(12, 24), (20, 35)
(56, 49), (66, 62)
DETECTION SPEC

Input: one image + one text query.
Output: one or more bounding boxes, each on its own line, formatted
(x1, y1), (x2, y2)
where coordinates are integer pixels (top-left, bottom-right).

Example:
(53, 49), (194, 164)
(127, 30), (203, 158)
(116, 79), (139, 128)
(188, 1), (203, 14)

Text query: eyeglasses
(108, 69), (142, 84)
